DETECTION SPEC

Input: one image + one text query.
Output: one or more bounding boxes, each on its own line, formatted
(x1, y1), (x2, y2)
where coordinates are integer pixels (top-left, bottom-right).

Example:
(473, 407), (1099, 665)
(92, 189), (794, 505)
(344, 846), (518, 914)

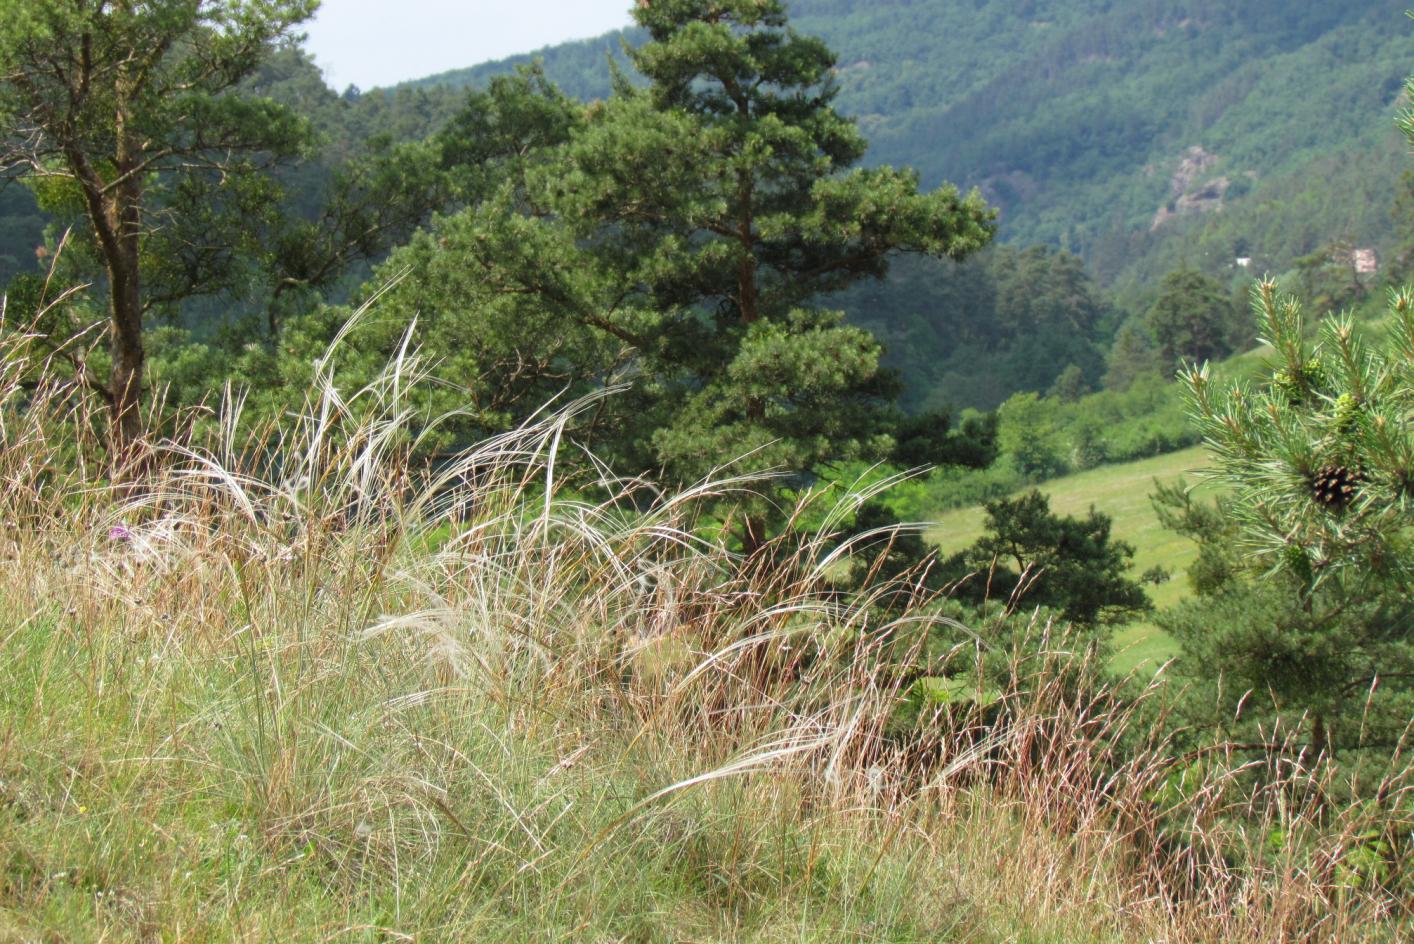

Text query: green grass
(0, 344), (1162, 942)
(0, 513), (1157, 942)
(0, 330), (1403, 942)
(0, 602), (1010, 942)
(924, 446), (1218, 674)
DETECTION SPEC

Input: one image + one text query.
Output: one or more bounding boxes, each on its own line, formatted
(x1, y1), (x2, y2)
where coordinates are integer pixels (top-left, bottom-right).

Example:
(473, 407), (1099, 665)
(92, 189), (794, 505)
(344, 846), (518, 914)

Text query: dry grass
(0, 318), (1408, 942)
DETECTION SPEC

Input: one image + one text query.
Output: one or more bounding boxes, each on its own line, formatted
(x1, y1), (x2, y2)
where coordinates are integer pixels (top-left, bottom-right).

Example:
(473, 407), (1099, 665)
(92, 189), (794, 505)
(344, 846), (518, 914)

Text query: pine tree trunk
(735, 166), (758, 325)
(103, 90), (147, 470)
(1311, 712), (1330, 763)
(736, 173), (765, 425)
(73, 160), (146, 470)
(107, 231), (145, 463)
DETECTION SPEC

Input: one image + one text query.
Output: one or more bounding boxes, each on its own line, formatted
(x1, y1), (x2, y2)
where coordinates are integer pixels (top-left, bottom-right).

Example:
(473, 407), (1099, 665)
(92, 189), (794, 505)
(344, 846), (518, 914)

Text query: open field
(925, 446), (1218, 673)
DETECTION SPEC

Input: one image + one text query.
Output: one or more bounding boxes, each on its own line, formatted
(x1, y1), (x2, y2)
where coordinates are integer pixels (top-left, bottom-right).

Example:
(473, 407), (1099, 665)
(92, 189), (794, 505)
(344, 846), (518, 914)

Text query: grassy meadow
(924, 447), (1218, 673)
(0, 332), (1405, 942)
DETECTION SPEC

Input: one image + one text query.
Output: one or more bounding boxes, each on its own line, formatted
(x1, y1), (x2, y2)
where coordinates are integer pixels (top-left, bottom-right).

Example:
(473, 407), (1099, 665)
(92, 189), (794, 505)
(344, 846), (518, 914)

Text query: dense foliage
(0, 0), (320, 447)
(313, 2), (995, 550)
(0, 1), (1412, 934)
(420, 0), (1414, 297)
(1163, 280), (1414, 760)
(7, 1), (1406, 414)
(942, 490), (1151, 628)
(1145, 268), (1240, 367)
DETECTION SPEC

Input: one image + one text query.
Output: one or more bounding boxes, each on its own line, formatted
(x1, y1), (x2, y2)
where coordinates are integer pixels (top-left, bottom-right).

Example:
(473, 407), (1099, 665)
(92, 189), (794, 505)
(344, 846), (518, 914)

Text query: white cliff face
(1150, 146), (1230, 231)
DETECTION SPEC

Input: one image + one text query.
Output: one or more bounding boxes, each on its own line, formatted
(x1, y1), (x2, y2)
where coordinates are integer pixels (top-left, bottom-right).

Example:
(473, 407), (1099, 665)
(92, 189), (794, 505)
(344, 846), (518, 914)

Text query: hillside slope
(414, 0), (1414, 296)
(925, 445), (1216, 673)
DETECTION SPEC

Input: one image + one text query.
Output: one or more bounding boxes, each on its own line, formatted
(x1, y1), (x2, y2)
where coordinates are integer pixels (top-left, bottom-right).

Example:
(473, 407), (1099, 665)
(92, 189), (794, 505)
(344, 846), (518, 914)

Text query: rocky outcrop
(1151, 146), (1228, 230)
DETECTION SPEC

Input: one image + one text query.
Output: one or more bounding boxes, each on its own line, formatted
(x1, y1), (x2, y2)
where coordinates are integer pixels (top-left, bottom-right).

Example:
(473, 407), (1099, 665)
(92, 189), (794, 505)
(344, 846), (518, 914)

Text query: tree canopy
(0, 0), (318, 451)
(345, 0), (995, 550)
(943, 489), (1151, 628)
(1145, 268), (1237, 367)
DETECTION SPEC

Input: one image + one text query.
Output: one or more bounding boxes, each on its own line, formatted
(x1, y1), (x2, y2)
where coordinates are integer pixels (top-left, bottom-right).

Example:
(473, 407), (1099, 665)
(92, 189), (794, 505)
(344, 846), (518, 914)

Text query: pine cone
(1310, 464), (1361, 512)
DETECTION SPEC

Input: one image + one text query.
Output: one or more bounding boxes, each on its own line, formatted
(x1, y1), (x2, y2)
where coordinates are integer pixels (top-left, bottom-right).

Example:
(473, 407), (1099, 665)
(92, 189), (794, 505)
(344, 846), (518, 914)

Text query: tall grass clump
(0, 312), (1408, 942)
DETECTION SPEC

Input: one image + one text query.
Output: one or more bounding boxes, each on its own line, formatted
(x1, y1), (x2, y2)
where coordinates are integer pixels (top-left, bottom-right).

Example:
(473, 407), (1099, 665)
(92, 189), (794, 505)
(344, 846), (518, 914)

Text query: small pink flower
(109, 525), (133, 542)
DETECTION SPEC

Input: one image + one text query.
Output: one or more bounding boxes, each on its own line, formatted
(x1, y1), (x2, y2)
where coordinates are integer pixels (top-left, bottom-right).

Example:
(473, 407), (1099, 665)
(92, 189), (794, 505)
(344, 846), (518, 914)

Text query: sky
(303, 0), (633, 91)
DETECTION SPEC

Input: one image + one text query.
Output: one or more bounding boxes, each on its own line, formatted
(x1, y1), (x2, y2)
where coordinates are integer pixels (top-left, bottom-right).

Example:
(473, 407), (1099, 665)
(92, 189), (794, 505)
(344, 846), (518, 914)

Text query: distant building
(1353, 248), (1379, 276)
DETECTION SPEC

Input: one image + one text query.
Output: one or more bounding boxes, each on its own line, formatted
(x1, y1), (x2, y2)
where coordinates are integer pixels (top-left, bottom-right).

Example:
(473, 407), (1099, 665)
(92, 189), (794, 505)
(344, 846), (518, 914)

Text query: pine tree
(942, 489), (1150, 628)
(1185, 280), (1413, 597)
(360, 0), (995, 551)
(1146, 268), (1236, 367)
(1176, 279), (1414, 757)
(0, 0), (317, 457)
(1103, 319), (1161, 392)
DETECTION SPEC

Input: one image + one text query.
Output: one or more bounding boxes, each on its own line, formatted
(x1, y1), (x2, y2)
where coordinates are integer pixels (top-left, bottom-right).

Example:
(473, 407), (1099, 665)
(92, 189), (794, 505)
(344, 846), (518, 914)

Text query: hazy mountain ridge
(410, 0), (1414, 293)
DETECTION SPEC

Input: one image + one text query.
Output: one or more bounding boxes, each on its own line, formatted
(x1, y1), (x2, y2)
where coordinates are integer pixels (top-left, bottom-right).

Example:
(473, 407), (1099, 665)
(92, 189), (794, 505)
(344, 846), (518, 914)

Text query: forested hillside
(6, 0), (1410, 411)
(417, 0), (1414, 295)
